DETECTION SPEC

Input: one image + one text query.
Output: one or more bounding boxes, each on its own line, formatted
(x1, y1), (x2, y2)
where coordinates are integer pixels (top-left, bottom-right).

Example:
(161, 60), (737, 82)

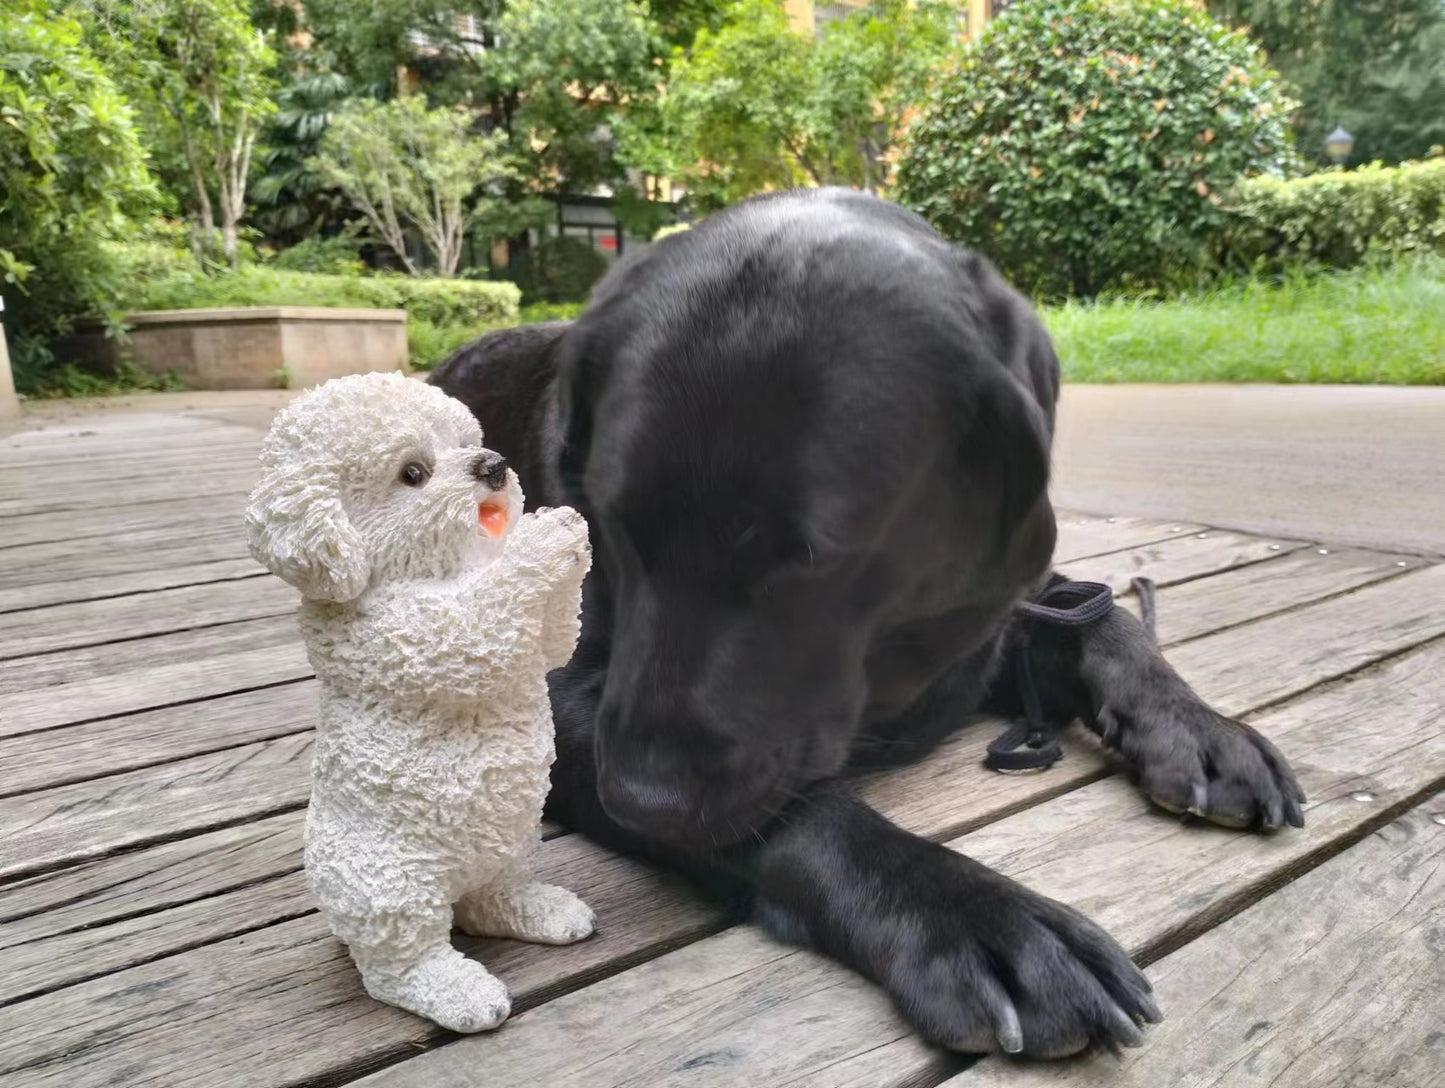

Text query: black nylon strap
(984, 579), (1118, 774)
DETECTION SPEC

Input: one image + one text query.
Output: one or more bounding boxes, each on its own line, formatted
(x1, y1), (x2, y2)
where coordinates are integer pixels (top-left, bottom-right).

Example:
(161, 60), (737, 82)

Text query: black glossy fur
(429, 189), (1303, 1059)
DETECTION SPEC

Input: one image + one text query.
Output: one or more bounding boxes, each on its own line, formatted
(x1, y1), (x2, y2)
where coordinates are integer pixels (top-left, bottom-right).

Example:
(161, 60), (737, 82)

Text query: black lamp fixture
(1324, 125), (1355, 166)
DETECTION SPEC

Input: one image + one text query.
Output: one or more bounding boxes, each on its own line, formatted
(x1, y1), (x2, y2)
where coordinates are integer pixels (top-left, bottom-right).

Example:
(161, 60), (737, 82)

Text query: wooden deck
(1, 406), (1442, 1088)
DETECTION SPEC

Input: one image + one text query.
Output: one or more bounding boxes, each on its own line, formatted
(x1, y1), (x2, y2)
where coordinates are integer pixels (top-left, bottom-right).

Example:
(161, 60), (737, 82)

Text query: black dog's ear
(429, 321), (572, 505)
(963, 371), (1057, 582)
(553, 349), (595, 508)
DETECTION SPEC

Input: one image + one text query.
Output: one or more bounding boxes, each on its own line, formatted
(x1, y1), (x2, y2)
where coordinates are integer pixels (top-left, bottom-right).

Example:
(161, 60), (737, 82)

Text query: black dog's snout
(470, 450), (508, 489)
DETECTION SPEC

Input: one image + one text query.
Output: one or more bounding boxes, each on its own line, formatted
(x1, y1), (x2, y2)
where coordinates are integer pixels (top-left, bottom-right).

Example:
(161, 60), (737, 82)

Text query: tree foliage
(251, 70), (364, 246)
(0, 0), (154, 371)
(628, 0), (955, 210)
(1207, 0), (1445, 166)
(79, 0), (276, 266)
(897, 0), (1296, 297)
(313, 96), (521, 275)
(294, 0), (660, 201)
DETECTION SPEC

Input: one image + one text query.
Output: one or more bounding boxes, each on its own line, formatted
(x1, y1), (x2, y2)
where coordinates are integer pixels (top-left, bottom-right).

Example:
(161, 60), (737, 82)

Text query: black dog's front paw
(885, 852), (1161, 1059)
(1099, 699), (1305, 831)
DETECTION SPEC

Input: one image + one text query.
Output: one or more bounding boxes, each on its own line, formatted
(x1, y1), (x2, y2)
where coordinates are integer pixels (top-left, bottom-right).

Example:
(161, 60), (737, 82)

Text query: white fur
(246, 371), (594, 1033)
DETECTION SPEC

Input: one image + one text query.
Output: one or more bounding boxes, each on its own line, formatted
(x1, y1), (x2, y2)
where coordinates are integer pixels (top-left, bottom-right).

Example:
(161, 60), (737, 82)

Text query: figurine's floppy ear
(245, 462), (370, 603)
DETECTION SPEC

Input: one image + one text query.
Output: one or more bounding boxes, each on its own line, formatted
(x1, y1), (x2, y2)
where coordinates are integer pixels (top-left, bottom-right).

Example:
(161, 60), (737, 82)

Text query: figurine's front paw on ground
(455, 882), (596, 945)
(366, 954), (510, 1034)
(1107, 702), (1306, 832)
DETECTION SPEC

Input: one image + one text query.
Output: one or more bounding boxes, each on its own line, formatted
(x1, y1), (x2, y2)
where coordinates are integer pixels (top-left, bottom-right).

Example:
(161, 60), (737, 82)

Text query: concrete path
(1052, 385), (1445, 558)
(16, 382), (1445, 557)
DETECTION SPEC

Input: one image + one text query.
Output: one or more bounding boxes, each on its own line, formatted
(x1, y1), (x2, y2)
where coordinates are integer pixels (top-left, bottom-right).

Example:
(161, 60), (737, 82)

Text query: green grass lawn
(1043, 258), (1445, 385)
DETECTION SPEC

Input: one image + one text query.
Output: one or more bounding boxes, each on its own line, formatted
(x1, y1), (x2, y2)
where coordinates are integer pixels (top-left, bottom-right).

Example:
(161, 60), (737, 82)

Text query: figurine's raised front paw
(516, 507), (591, 579)
(362, 948), (510, 1033)
(455, 881), (596, 945)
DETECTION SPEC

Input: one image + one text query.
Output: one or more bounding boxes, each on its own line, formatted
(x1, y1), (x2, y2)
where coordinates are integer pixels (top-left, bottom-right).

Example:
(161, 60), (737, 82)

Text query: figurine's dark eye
(399, 461), (430, 487)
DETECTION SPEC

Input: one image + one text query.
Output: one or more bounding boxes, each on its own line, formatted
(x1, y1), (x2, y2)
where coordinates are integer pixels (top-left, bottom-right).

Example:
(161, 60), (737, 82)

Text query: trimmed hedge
(1223, 157), (1445, 272)
(125, 267), (521, 327)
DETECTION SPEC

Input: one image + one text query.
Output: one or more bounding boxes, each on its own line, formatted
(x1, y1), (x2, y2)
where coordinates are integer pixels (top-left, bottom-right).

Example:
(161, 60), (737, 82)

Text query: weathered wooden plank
(0, 556), (263, 613)
(0, 811), (302, 934)
(0, 411), (256, 448)
(0, 467), (261, 518)
(0, 574), (291, 661)
(351, 635), (1445, 1088)
(1117, 544), (1425, 646)
(1062, 529), (1304, 593)
(0, 732), (315, 881)
(1169, 562), (1445, 716)
(0, 836), (722, 1088)
(1053, 513), (1206, 563)
(0, 681), (316, 798)
(0, 869), (314, 1006)
(0, 427), (256, 476)
(0, 434), (258, 467)
(0, 619), (308, 735)
(0, 494), (255, 552)
(951, 794), (1445, 1088)
(0, 614), (297, 697)
(383, 929), (935, 1088)
(0, 808), (557, 948)
(0, 524), (252, 588)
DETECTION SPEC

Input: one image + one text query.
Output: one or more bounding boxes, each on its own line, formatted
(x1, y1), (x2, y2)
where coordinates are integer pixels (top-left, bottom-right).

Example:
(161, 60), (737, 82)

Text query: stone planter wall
(58, 307), (409, 391)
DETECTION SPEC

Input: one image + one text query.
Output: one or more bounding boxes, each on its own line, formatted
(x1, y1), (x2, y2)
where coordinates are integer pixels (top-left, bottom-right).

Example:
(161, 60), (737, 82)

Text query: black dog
(430, 189), (1303, 1059)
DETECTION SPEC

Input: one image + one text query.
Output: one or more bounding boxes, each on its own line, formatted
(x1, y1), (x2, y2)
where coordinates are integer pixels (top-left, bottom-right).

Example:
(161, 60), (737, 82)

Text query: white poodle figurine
(245, 371), (595, 1033)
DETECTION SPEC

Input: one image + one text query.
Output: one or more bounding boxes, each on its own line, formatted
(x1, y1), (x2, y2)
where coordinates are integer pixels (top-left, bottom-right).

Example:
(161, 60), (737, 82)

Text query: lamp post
(1324, 125), (1355, 166)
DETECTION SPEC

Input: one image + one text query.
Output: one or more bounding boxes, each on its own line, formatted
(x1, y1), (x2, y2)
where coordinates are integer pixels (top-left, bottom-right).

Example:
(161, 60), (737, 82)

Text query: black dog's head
(549, 191), (1059, 852)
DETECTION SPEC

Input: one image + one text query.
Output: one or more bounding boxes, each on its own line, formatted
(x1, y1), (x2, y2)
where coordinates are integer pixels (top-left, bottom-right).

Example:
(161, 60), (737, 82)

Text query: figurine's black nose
(470, 450), (508, 489)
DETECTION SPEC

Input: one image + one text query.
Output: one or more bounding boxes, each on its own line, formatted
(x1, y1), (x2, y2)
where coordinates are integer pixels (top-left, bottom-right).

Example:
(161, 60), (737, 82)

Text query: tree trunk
(178, 114), (216, 261)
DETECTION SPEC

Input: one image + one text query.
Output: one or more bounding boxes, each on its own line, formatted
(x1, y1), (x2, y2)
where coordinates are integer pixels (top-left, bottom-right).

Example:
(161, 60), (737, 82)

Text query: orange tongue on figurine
(478, 500), (509, 537)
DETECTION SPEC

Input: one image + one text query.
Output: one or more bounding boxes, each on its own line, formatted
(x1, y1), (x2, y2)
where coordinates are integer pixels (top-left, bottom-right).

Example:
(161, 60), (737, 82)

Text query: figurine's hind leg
(453, 859), (595, 945)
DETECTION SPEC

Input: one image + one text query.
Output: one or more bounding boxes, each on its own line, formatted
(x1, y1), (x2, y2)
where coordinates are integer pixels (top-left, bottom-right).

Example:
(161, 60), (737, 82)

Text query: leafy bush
(126, 267), (520, 327)
(270, 231), (365, 276)
(896, 0), (1296, 298)
(100, 220), (202, 285)
(519, 301), (586, 324)
(1222, 157), (1445, 272)
(25, 359), (186, 400)
(504, 234), (610, 304)
(1, 0), (155, 386)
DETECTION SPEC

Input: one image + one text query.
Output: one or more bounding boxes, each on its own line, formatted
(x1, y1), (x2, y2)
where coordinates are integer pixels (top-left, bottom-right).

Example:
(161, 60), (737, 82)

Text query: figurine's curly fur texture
(245, 371), (594, 1033)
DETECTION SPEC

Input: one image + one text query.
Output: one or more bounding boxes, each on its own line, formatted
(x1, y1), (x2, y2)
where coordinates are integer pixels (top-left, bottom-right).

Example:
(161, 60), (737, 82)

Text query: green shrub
(125, 267), (520, 327)
(504, 234), (609, 304)
(270, 232), (366, 276)
(100, 220), (202, 285)
(519, 301), (587, 324)
(896, 0), (1295, 298)
(1222, 157), (1445, 272)
(25, 359), (186, 400)
(116, 266), (520, 371)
